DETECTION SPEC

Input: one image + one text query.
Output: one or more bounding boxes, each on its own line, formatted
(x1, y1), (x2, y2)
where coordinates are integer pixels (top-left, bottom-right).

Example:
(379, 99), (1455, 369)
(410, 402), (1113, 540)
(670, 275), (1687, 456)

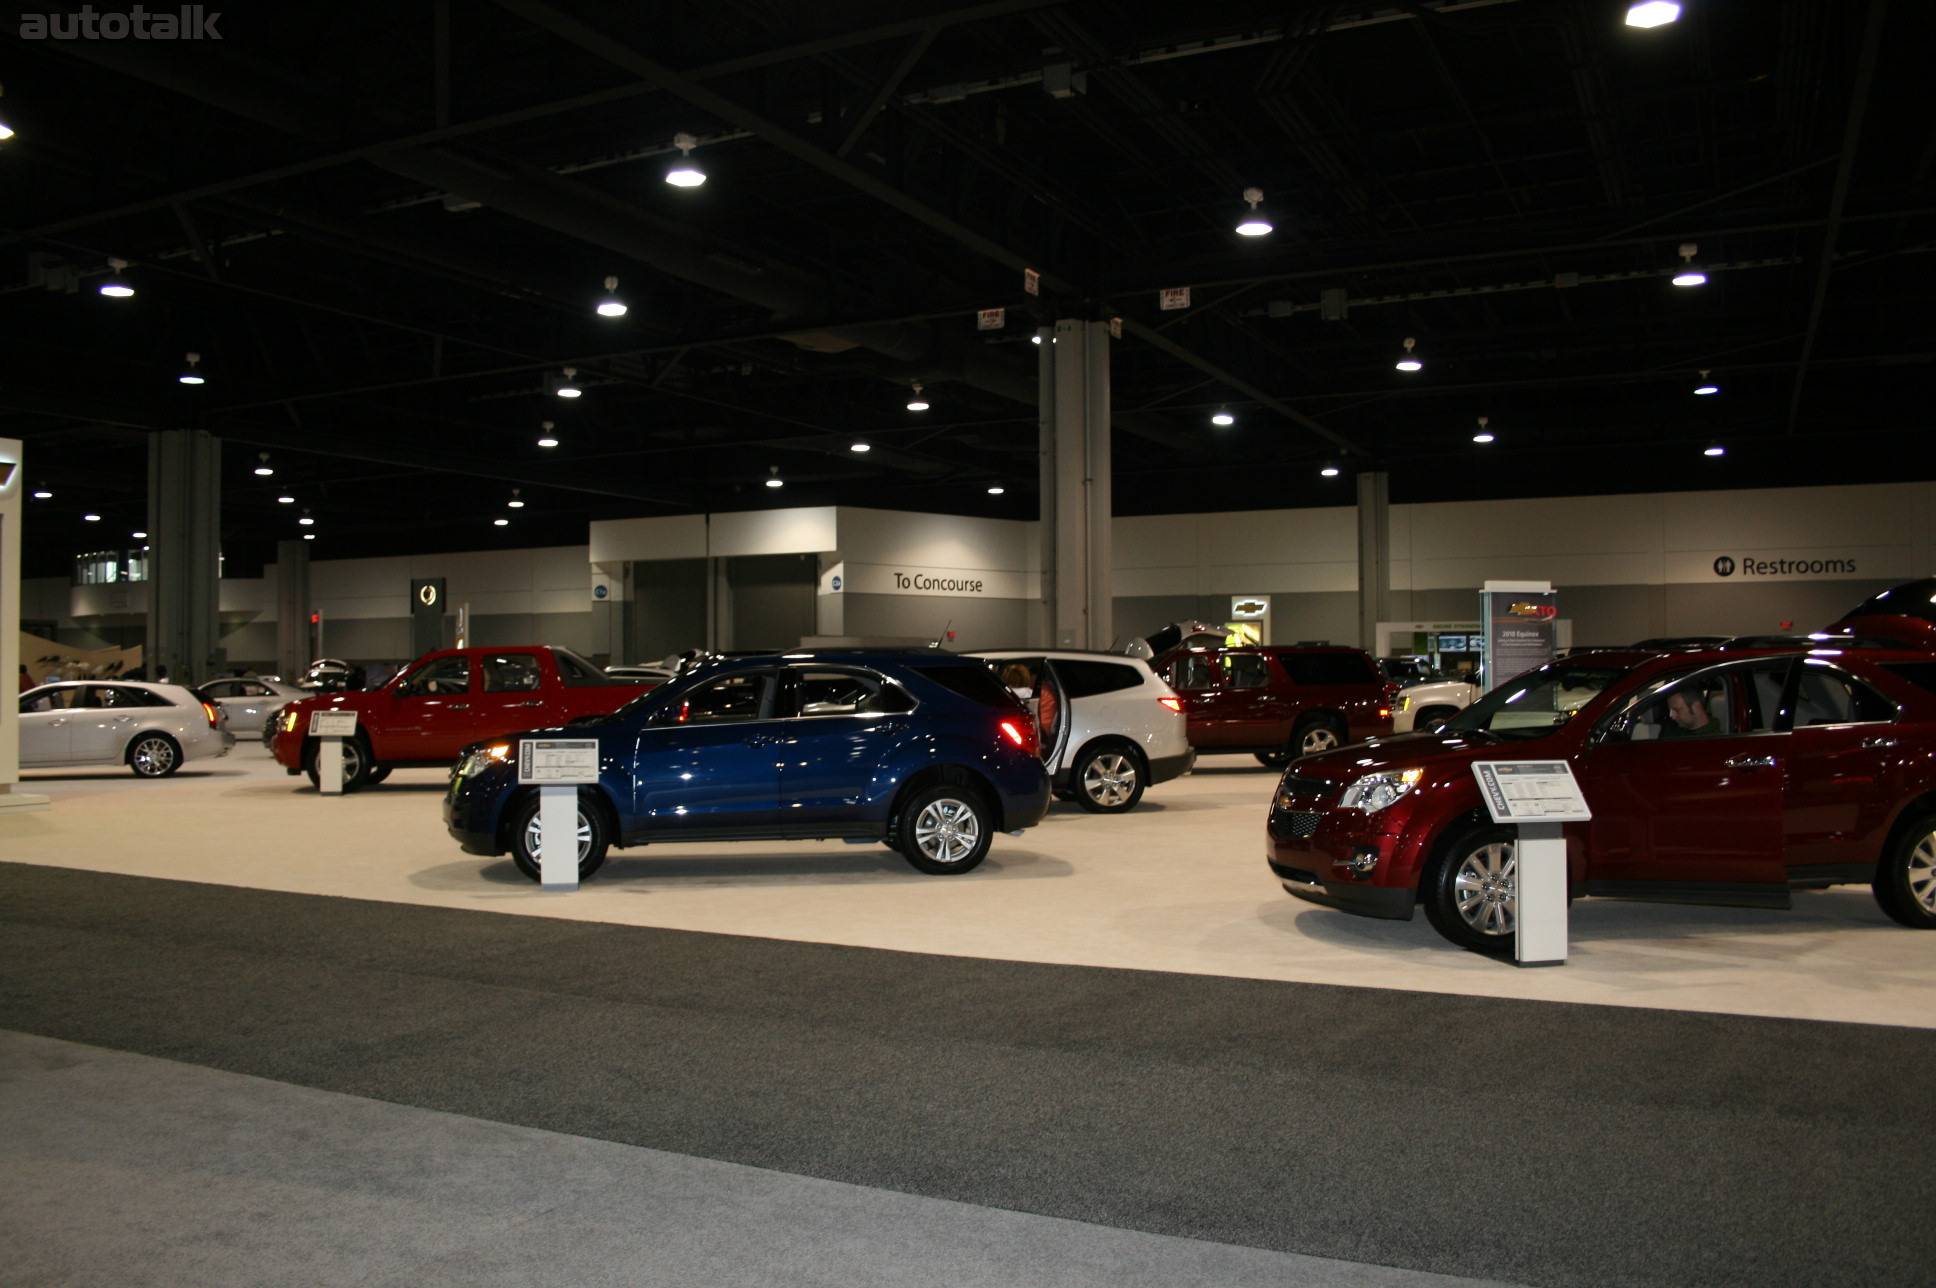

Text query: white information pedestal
(308, 711), (358, 796)
(1470, 761), (1592, 967)
(519, 739), (601, 892)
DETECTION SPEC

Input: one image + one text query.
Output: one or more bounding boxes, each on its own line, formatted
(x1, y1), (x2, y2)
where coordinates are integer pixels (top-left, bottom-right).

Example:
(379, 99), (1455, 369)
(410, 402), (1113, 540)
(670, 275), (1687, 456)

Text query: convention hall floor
(5, 746), (1934, 1287)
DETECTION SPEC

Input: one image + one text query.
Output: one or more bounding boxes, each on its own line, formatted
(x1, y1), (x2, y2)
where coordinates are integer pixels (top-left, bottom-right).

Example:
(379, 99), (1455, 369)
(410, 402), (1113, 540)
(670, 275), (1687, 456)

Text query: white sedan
(197, 676), (309, 739)
(1391, 677), (1481, 732)
(18, 681), (235, 777)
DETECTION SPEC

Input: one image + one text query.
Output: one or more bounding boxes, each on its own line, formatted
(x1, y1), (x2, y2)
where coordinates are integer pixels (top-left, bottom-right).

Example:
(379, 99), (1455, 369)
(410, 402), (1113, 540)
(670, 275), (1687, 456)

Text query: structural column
(147, 429), (221, 685)
(1037, 319), (1112, 649)
(1357, 469), (1391, 653)
(275, 538), (310, 680)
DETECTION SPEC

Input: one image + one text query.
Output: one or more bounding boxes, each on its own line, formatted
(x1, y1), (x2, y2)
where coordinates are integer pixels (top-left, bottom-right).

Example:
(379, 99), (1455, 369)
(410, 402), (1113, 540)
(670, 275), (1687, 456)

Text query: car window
(481, 653), (543, 692)
(21, 687), (83, 713)
(1445, 664), (1629, 740)
(404, 656), (471, 696)
(1794, 659), (1896, 726)
(787, 668), (915, 717)
(201, 680), (240, 698)
(235, 680), (271, 697)
(1052, 659), (1145, 698)
(1171, 656), (1217, 692)
(553, 648), (613, 687)
(664, 672), (772, 723)
(1282, 653), (1378, 685)
(1225, 654), (1271, 690)
(910, 663), (1019, 709)
(93, 686), (150, 709)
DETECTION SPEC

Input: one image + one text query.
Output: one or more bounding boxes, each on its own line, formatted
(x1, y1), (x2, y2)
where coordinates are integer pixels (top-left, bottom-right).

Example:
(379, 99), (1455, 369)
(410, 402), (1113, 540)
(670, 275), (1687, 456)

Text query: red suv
(1154, 644), (1395, 767)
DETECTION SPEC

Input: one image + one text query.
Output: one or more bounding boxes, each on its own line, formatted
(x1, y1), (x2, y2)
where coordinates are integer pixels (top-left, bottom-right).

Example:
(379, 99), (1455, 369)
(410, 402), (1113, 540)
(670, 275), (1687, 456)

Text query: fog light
(1344, 847), (1380, 876)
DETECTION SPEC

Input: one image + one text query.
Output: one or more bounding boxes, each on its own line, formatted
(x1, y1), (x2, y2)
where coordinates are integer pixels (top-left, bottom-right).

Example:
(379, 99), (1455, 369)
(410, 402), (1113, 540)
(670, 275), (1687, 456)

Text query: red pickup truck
(270, 645), (652, 791)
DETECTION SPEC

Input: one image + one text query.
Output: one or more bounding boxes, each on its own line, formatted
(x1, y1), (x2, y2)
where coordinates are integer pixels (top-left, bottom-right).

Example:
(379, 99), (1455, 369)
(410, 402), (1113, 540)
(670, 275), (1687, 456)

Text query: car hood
(1285, 729), (1535, 783)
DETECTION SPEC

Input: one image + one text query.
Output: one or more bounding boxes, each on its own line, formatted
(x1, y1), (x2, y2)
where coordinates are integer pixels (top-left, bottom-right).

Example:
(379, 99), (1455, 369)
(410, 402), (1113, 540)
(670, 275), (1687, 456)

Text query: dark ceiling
(5, 0), (1931, 578)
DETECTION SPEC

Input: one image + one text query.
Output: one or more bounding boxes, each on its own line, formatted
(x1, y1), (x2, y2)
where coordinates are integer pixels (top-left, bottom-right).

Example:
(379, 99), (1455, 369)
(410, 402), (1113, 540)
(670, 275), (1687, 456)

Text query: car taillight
(1378, 707), (1391, 719)
(999, 718), (1039, 756)
(201, 701), (220, 728)
(1158, 696), (1182, 713)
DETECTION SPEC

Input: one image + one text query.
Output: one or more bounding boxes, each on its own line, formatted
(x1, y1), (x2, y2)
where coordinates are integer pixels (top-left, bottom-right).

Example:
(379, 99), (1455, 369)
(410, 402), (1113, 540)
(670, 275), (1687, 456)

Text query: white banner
(839, 561), (1038, 600)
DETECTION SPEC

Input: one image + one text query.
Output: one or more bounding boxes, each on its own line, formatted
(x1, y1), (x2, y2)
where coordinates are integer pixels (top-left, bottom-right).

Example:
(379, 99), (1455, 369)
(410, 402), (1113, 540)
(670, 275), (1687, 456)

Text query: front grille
(1281, 811), (1323, 837)
(1278, 775), (1333, 799)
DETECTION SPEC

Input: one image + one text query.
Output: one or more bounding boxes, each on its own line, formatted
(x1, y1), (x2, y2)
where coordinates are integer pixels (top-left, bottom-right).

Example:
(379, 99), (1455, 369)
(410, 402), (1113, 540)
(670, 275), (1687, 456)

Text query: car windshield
(1438, 664), (1629, 740)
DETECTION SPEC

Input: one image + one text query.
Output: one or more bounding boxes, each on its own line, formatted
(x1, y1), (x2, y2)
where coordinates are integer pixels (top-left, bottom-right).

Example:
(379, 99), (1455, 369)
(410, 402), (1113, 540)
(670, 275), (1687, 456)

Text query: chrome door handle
(1863, 736), (1899, 749)
(1725, 754), (1776, 769)
(448, 702), (470, 710)
(512, 700), (545, 707)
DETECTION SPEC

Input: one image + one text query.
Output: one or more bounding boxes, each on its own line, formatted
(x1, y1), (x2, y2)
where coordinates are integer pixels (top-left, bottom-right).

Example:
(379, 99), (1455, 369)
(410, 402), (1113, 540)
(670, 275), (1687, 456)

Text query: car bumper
(1268, 857), (1415, 919)
(1149, 747), (1195, 784)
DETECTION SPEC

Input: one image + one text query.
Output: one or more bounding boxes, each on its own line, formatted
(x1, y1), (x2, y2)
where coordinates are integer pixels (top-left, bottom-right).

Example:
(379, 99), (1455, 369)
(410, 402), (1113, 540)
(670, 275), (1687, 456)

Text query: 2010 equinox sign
(1714, 555), (1857, 577)
(894, 571), (985, 594)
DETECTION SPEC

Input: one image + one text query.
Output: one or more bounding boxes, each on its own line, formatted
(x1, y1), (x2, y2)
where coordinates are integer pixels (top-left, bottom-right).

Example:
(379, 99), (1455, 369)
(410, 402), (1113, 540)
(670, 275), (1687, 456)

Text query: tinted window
(1281, 652), (1378, 686)
(1445, 664), (1629, 740)
(481, 654), (543, 692)
(664, 672), (772, 723)
(553, 648), (614, 686)
(1225, 654), (1271, 690)
(1794, 661), (1896, 726)
(404, 656), (470, 695)
(789, 668), (915, 717)
(21, 688), (82, 713)
(1171, 656), (1216, 691)
(1053, 659), (1145, 698)
(94, 686), (159, 709)
(910, 663), (1018, 709)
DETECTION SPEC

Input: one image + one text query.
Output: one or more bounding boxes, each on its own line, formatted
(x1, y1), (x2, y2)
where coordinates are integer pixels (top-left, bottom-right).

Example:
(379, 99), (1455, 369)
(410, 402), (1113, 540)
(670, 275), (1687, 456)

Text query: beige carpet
(7, 746), (1933, 1027)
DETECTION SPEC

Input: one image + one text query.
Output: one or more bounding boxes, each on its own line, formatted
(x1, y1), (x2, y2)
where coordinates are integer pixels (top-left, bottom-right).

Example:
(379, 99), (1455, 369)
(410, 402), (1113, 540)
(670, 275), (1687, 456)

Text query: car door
(385, 654), (477, 760)
(773, 665), (916, 836)
(629, 669), (781, 837)
(1578, 660), (1788, 890)
(1776, 657), (1905, 878)
(69, 685), (148, 764)
(1218, 651), (1286, 747)
(18, 686), (82, 764)
(471, 651), (554, 733)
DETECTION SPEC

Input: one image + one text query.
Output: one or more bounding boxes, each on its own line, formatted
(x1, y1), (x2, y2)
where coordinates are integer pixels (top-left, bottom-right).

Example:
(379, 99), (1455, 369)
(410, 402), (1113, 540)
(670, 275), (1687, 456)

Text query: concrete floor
(6, 743), (1934, 1028)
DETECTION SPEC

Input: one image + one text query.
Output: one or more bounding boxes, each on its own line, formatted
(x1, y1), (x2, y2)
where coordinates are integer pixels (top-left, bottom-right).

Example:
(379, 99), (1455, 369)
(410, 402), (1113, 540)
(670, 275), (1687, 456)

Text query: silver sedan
(18, 681), (235, 777)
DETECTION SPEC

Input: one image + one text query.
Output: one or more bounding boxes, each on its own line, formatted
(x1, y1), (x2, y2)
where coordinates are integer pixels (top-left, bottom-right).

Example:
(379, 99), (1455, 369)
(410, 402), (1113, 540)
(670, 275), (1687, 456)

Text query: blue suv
(445, 650), (1052, 881)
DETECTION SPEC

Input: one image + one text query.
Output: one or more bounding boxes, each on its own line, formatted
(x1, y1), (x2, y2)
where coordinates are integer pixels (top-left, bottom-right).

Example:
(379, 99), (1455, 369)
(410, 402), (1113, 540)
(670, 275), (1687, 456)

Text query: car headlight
(1338, 768), (1423, 812)
(455, 743), (513, 779)
(1396, 695), (1411, 711)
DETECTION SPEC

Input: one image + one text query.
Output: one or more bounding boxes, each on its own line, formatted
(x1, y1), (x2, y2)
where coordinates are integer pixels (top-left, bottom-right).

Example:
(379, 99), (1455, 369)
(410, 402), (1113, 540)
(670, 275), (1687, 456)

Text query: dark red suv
(1154, 644), (1396, 767)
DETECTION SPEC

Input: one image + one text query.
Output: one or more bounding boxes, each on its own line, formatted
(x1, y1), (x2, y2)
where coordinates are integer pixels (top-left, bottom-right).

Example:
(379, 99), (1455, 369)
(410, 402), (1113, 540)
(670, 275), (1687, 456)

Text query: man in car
(1662, 687), (1721, 737)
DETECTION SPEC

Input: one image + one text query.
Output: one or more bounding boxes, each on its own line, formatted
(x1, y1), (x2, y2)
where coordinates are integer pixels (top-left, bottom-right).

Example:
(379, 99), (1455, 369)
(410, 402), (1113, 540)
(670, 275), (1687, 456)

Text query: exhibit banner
(1481, 583), (1556, 691)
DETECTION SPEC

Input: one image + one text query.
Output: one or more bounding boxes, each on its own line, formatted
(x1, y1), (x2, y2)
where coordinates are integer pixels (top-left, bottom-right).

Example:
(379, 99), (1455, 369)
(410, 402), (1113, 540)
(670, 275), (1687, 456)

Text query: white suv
(970, 650), (1193, 813)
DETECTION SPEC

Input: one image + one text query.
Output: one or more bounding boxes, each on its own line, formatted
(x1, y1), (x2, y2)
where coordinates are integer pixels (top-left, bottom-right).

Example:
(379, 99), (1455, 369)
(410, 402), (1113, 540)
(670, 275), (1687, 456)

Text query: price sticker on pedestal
(308, 711), (358, 737)
(1470, 761), (1592, 968)
(519, 739), (601, 890)
(308, 710), (359, 796)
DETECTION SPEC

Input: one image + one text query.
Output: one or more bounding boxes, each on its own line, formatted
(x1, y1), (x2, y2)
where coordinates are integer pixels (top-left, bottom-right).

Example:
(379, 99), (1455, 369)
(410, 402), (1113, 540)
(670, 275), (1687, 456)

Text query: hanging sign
(1108, 316), (1123, 338)
(1160, 287), (1191, 311)
(977, 308), (1006, 330)
(1023, 268), (1041, 296)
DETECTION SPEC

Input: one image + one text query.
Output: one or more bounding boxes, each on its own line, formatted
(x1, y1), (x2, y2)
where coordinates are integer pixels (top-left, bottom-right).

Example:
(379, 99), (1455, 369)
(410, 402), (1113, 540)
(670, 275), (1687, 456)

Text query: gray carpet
(4, 861), (1933, 1287)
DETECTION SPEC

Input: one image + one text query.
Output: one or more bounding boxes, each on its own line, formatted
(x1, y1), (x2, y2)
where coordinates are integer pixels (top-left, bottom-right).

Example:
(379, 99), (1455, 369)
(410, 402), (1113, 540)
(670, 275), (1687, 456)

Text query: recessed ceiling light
(987, 484), (1005, 495)
(494, 517), (510, 526)
(1625, 2), (1681, 29)
(132, 531), (147, 539)
(83, 513), (101, 521)
(1211, 409), (1235, 426)
(277, 495), (295, 504)
(851, 440), (870, 452)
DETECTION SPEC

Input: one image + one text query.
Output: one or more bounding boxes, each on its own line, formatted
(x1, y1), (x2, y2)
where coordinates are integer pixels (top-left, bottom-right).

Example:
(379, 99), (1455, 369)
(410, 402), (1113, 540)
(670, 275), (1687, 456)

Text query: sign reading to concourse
(838, 562), (1037, 600)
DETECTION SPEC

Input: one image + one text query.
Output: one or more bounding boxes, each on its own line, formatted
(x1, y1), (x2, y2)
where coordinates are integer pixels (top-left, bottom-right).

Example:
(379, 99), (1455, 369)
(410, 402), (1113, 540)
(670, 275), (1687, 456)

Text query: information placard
(518, 738), (600, 784)
(308, 711), (358, 737)
(1471, 761), (1592, 824)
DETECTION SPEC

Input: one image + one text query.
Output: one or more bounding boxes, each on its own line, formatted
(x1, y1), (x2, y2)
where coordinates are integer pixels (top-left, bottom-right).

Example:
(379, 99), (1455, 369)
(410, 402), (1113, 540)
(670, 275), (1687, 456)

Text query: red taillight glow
(1378, 707), (1391, 719)
(1159, 696), (1183, 713)
(999, 718), (1039, 756)
(201, 701), (221, 728)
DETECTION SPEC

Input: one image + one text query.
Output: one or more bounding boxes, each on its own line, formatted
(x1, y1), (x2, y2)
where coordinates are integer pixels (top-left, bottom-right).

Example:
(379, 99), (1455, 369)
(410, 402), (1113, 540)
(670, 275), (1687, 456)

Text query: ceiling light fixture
(277, 494), (294, 504)
(303, 533), (315, 541)
(178, 351), (205, 385)
(1211, 408), (1235, 426)
(132, 531), (147, 539)
(99, 258), (134, 298)
(1473, 415), (1495, 443)
(1320, 463), (1341, 477)
(765, 466), (784, 489)
(253, 452), (274, 477)
(1625, 1), (1681, 28)
(1235, 187), (1272, 237)
(1704, 442), (1726, 457)
(83, 513), (101, 522)
(1672, 243), (1706, 287)
(32, 489), (51, 499)
(850, 440), (871, 453)
(537, 420), (559, 448)
(1395, 337), (1423, 372)
(906, 381), (930, 412)
(555, 367), (582, 398)
(665, 131), (706, 187)
(987, 484), (1005, 495)
(494, 517), (510, 526)
(0, 85), (13, 141)
(507, 488), (524, 509)
(298, 510), (314, 526)
(1693, 370), (1720, 395)
(595, 275), (627, 318)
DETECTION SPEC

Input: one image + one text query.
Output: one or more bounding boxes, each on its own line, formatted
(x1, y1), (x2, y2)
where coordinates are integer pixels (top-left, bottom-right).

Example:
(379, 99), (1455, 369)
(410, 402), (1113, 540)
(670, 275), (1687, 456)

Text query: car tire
(1873, 811), (1936, 929)
(1258, 715), (1348, 765)
(895, 784), (993, 874)
(1072, 742), (1145, 813)
(508, 790), (610, 883)
(365, 766), (392, 785)
(305, 736), (372, 793)
(1414, 705), (1460, 731)
(126, 732), (182, 778)
(1422, 824), (1519, 954)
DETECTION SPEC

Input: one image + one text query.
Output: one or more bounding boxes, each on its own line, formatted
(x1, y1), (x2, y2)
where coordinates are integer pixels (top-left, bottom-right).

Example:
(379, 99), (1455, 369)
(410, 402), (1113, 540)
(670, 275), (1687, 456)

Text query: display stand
(519, 739), (601, 891)
(308, 711), (357, 796)
(1470, 761), (1592, 967)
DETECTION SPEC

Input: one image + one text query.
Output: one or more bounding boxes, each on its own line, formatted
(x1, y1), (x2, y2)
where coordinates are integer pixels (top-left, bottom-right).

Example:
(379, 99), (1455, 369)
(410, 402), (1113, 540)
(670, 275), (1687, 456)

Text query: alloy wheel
(912, 797), (982, 866)
(1080, 753), (1138, 808)
(1451, 841), (1517, 937)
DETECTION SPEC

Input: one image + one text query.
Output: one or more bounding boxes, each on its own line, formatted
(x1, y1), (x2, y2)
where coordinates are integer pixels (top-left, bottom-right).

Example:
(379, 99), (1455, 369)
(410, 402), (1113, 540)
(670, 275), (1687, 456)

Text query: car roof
(970, 649), (1148, 661)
